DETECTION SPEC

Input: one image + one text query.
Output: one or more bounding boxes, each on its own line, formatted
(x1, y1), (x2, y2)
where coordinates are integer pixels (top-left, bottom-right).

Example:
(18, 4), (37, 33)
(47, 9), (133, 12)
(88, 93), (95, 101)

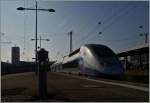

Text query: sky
(0, 0), (149, 62)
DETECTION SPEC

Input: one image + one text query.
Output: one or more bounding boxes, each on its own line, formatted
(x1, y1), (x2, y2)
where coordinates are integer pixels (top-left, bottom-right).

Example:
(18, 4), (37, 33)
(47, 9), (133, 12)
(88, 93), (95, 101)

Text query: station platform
(1, 72), (149, 102)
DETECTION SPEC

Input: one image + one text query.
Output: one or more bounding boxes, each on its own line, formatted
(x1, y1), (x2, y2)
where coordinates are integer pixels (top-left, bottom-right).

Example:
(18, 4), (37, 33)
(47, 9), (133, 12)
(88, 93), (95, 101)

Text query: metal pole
(145, 33), (148, 43)
(40, 35), (41, 48)
(17, 2), (55, 98)
(71, 31), (72, 53)
(35, 1), (37, 62)
(0, 33), (1, 72)
(0, 33), (1, 70)
(69, 31), (72, 53)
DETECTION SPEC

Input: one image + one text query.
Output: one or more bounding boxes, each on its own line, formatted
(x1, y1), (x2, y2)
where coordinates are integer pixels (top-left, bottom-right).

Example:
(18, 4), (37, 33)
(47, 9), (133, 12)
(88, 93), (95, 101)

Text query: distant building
(11, 46), (20, 63)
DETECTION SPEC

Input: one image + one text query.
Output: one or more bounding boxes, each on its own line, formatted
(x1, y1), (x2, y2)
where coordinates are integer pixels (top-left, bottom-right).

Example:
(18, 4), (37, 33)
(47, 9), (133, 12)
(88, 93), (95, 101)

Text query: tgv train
(51, 44), (124, 76)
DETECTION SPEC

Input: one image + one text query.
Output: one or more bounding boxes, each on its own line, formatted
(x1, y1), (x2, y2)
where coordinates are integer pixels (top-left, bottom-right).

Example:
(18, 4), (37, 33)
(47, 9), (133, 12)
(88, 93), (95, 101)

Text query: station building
(117, 43), (149, 70)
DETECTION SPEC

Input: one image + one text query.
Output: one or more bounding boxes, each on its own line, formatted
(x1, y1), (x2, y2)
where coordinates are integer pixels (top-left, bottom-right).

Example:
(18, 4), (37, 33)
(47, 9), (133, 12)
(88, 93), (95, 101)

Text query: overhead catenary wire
(89, 21), (140, 44)
(100, 5), (138, 34)
(102, 3), (128, 25)
(76, 2), (118, 39)
(102, 5), (136, 34)
(111, 38), (142, 48)
(75, 3), (124, 44)
(23, 0), (28, 61)
(23, 0), (25, 55)
(81, 4), (138, 43)
(51, 5), (97, 56)
(23, 0), (30, 61)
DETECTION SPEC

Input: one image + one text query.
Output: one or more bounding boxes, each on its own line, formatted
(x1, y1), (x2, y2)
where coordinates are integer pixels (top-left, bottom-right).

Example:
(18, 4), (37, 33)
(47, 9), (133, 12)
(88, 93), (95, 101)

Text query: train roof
(84, 44), (109, 48)
(68, 44), (109, 57)
(69, 48), (80, 57)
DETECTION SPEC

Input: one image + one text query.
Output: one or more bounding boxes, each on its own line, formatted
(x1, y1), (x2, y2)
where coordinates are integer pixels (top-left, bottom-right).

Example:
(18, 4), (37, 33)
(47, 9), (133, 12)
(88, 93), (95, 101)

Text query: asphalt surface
(1, 72), (149, 102)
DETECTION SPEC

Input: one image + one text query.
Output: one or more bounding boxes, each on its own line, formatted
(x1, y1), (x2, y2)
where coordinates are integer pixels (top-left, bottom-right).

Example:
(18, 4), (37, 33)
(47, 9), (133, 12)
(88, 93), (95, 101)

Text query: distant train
(51, 44), (124, 77)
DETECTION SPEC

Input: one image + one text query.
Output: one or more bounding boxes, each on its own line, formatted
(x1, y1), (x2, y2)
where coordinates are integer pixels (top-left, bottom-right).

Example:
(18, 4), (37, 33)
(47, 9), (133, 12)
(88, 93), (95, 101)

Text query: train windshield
(91, 46), (116, 57)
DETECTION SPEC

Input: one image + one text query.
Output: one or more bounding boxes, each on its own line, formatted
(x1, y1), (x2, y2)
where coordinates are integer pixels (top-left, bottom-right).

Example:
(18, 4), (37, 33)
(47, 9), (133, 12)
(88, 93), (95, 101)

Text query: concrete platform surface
(1, 72), (149, 102)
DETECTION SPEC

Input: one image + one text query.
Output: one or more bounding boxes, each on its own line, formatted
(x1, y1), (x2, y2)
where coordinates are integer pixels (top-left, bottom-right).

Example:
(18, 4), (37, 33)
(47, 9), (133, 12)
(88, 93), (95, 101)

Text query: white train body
(51, 44), (124, 76)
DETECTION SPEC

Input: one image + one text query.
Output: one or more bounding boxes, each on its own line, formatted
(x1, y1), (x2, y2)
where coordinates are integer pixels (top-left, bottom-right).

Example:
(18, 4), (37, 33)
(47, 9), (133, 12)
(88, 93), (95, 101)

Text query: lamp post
(17, 1), (55, 98)
(17, 1), (55, 62)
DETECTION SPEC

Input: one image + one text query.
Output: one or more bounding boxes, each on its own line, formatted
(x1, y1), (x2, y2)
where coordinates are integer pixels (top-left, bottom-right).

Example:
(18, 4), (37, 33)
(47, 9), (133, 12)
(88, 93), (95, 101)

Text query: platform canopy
(117, 43), (149, 57)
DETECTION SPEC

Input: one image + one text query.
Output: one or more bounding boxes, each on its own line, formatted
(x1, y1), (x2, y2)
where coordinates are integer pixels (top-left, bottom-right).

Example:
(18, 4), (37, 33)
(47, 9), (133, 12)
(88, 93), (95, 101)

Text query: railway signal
(37, 48), (49, 98)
